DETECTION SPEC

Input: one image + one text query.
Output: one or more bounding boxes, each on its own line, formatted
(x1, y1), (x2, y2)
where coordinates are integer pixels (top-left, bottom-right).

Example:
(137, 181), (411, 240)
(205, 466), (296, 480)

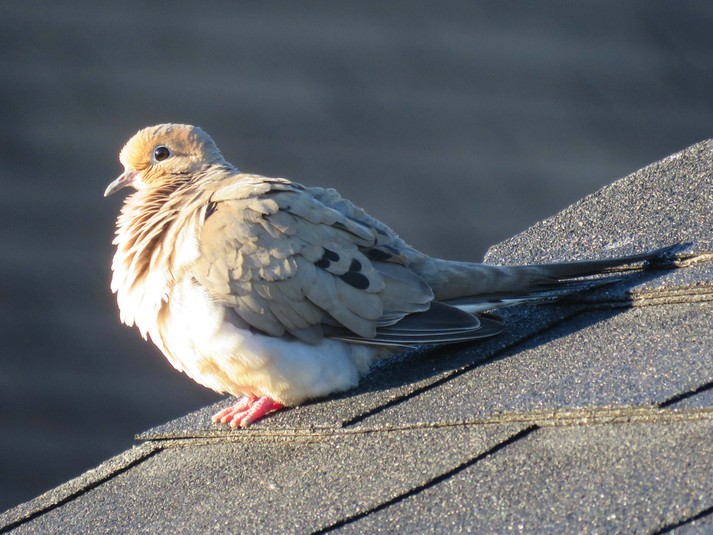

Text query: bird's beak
(104, 170), (139, 197)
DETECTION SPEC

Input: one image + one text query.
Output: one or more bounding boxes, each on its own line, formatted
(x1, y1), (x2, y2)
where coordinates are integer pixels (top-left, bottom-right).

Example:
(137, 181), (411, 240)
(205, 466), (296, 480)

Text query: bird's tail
(413, 244), (679, 313)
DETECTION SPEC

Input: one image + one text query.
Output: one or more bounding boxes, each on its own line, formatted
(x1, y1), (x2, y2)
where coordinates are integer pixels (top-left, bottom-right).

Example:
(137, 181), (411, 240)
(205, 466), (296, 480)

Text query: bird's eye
(153, 145), (171, 162)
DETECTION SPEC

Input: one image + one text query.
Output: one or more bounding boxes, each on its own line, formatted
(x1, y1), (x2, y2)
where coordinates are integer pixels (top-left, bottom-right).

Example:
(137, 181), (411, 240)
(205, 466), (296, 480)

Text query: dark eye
(153, 145), (171, 162)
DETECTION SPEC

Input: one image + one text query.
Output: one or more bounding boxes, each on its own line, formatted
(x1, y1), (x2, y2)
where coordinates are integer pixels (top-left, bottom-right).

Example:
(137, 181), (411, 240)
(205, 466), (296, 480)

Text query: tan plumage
(106, 124), (673, 427)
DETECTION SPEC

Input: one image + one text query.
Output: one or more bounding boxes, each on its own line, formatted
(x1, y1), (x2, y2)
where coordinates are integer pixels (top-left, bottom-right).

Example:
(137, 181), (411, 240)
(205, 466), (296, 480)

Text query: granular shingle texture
(341, 421), (713, 534)
(2, 141), (711, 533)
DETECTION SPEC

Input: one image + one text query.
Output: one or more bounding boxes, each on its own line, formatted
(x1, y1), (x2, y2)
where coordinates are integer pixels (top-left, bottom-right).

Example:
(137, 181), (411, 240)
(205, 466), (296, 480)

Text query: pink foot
(211, 396), (284, 428)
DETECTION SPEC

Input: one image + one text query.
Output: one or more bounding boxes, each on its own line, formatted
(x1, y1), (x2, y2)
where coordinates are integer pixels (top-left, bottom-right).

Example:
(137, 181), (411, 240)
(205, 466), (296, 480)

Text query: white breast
(154, 278), (381, 405)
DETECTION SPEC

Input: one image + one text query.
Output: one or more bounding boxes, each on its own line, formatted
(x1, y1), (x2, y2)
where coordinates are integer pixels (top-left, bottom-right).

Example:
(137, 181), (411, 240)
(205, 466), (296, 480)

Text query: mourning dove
(105, 124), (674, 428)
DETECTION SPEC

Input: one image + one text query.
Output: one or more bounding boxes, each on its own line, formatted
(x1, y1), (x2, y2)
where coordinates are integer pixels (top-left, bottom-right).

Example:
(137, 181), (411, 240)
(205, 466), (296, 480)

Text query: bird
(105, 123), (674, 428)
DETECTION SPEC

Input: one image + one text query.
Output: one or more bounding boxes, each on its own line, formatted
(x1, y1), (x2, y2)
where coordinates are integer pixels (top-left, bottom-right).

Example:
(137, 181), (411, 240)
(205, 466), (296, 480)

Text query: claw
(211, 396), (284, 428)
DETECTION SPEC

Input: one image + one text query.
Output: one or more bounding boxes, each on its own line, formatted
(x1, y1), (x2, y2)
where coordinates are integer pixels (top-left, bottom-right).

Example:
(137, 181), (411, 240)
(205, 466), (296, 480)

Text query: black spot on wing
(315, 249), (369, 289)
(315, 248), (340, 269)
(339, 271), (370, 290)
(366, 248), (392, 262)
(315, 257), (330, 269)
(324, 249), (340, 261)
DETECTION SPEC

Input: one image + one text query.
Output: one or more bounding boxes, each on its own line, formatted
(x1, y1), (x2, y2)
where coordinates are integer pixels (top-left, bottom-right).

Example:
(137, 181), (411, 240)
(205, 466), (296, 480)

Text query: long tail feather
(414, 244), (679, 301)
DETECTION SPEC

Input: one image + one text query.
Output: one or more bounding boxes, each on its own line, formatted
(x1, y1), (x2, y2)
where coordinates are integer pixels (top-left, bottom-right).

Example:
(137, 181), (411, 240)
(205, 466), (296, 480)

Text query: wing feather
(191, 175), (498, 346)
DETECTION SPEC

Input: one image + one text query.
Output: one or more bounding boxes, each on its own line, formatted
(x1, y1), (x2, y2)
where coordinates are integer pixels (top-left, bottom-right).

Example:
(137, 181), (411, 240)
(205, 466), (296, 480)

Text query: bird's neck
(116, 183), (182, 275)
(110, 179), (205, 336)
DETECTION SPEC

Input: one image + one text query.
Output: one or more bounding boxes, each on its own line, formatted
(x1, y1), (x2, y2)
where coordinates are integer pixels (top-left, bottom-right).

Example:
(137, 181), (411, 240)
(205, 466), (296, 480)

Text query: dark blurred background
(1, 1), (711, 512)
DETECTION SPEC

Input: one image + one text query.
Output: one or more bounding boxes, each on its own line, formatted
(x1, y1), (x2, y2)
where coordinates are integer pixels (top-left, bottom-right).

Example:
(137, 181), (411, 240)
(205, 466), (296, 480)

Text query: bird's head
(104, 124), (227, 197)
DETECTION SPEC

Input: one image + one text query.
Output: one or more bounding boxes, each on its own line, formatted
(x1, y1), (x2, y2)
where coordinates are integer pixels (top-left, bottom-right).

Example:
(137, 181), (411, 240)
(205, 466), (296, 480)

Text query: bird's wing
(191, 175), (437, 344)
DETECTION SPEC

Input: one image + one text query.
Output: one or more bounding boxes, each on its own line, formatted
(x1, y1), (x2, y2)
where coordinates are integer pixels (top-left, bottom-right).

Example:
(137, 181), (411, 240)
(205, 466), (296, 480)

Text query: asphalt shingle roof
(4, 0), (713, 514)
(1, 141), (711, 533)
